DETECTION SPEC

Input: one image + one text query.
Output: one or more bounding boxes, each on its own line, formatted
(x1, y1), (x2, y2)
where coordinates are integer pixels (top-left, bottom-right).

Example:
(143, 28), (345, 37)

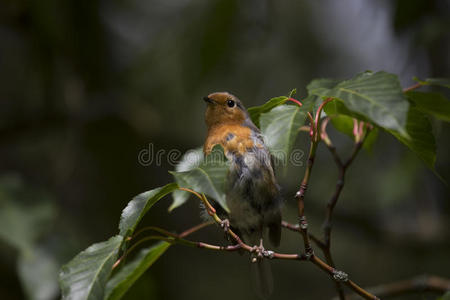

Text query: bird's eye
(227, 99), (235, 108)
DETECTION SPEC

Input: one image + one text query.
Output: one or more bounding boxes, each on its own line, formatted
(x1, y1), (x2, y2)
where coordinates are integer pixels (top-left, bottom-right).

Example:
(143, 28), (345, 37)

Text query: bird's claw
(250, 239), (274, 262)
(220, 219), (230, 232)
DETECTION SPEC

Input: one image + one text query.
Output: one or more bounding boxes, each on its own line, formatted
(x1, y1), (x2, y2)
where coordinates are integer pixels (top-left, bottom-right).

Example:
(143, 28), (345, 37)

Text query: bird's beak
(203, 96), (215, 104)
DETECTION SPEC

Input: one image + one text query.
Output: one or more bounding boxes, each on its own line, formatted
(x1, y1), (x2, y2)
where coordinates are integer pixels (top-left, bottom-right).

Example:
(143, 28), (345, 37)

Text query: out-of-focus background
(1, 0), (449, 299)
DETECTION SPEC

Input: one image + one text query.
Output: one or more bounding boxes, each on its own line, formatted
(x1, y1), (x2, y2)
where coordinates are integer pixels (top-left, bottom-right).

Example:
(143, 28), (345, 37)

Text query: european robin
(203, 92), (283, 298)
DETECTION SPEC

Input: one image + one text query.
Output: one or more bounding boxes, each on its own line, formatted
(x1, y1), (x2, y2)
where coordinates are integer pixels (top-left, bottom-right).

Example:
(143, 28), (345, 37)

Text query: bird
(203, 92), (283, 298)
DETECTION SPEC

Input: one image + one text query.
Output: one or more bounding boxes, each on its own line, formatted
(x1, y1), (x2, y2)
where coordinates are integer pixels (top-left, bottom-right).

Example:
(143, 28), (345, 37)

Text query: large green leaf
(415, 77), (450, 88)
(406, 91), (450, 122)
(260, 105), (306, 162)
(309, 71), (409, 137)
(169, 148), (204, 212)
(306, 78), (341, 106)
(389, 106), (436, 169)
(59, 236), (123, 300)
(104, 242), (170, 300)
(170, 145), (229, 212)
(119, 183), (178, 237)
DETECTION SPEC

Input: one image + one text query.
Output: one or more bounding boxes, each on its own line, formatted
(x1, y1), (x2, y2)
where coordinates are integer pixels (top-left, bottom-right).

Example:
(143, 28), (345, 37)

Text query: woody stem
(295, 140), (317, 256)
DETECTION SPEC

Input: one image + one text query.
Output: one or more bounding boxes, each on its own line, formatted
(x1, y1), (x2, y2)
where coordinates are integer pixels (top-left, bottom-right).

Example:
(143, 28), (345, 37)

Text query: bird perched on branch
(203, 92), (283, 298)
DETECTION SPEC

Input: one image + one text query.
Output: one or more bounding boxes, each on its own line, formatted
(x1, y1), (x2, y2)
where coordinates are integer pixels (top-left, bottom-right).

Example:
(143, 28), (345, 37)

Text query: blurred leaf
(119, 183), (178, 237)
(388, 106), (436, 170)
(0, 177), (58, 300)
(288, 88), (297, 98)
(0, 189), (55, 253)
(309, 71), (409, 137)
(18, 247), (59, 300)
(59, 236), (123, 300)
(260, 105), (306, 162)
(414, 77), (450, 88)
(170, 145), (229, 212)
(169, 148), (204, 212)
(437, 291), (450, 300)
(248, 96), (288, 127)
(406, 91), (450, 122)
(104, 242), (170, 300)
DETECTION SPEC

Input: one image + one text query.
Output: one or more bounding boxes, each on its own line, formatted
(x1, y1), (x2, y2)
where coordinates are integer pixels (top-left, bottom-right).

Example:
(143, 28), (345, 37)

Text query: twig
(320, 121), (371, 299)
(294, 101), (379, 300)
(295, 140), (317, 257)
(179, 221), (215, 238)
(281, 221), (326, 250)
(332, 274), (450, 300)
(323, 139), (364, 248)
(281, 221), (379, 299)
(114, 221), (214, 269)
(402, 82), (422, 93)
(179, 189), (308, 261)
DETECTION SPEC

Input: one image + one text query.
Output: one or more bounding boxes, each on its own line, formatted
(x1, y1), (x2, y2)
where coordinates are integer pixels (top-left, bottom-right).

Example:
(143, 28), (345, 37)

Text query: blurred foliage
(0, 0), (449, 299)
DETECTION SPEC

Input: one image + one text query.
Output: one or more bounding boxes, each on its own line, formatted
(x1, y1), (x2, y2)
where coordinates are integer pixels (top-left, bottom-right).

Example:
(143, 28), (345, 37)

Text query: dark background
(0, 0), (449, 299)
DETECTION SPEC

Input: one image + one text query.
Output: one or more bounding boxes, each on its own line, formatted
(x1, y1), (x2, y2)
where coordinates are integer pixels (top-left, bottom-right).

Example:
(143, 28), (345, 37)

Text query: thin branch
(182, 190), (308, 261)
(282, 220), (345, 299)
(114, 221), (214, 269)
(179, 221), (215, 238)
(323, 135), (366, 248)
(332, 275), (450, 300)
(112, 235), (174, 269)
(314, 97), (333, 142)
(402, 82), (422, 93)
(114, 188), (378, 299)
(295, 140), (317, 257)
(310, 255), (379, 300)
(282, 221), (326, 250)
(318, 124), (370, 299)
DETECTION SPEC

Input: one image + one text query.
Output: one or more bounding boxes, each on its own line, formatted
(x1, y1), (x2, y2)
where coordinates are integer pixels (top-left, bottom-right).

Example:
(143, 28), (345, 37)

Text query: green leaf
(406, 91), (450, 122)
(363, 127), (379, 153)
(260, 105), (306, 162)
(247, 89), (297, 127)
(389, 106), (436, 169)
(119, 183), (178, 237)
(169, 148), (204, 212)
(18, 247), (59, 300)
(59, 236), (123, 300)
(170, 145), (230, 212)
(329, 114), (355, 140)
(415, 77), (450, 88)
(310, 71), (409, 137)
(307, 78), (341, 98)
(104, 242), (170, 300)
(306, 78), (342, 108)
(248, 96), (288, 127)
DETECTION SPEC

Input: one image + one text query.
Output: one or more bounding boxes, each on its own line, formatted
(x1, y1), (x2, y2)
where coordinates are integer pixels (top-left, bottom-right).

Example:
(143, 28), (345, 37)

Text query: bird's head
(203, 92), (247, 128)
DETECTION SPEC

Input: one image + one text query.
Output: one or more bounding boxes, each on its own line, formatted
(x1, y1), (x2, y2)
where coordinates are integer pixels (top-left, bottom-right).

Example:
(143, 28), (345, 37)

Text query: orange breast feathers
(203, 124), (256, 156)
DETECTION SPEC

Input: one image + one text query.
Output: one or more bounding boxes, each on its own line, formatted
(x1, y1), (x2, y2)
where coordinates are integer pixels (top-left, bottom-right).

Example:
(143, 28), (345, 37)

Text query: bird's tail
(250, 258), (273, 299)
